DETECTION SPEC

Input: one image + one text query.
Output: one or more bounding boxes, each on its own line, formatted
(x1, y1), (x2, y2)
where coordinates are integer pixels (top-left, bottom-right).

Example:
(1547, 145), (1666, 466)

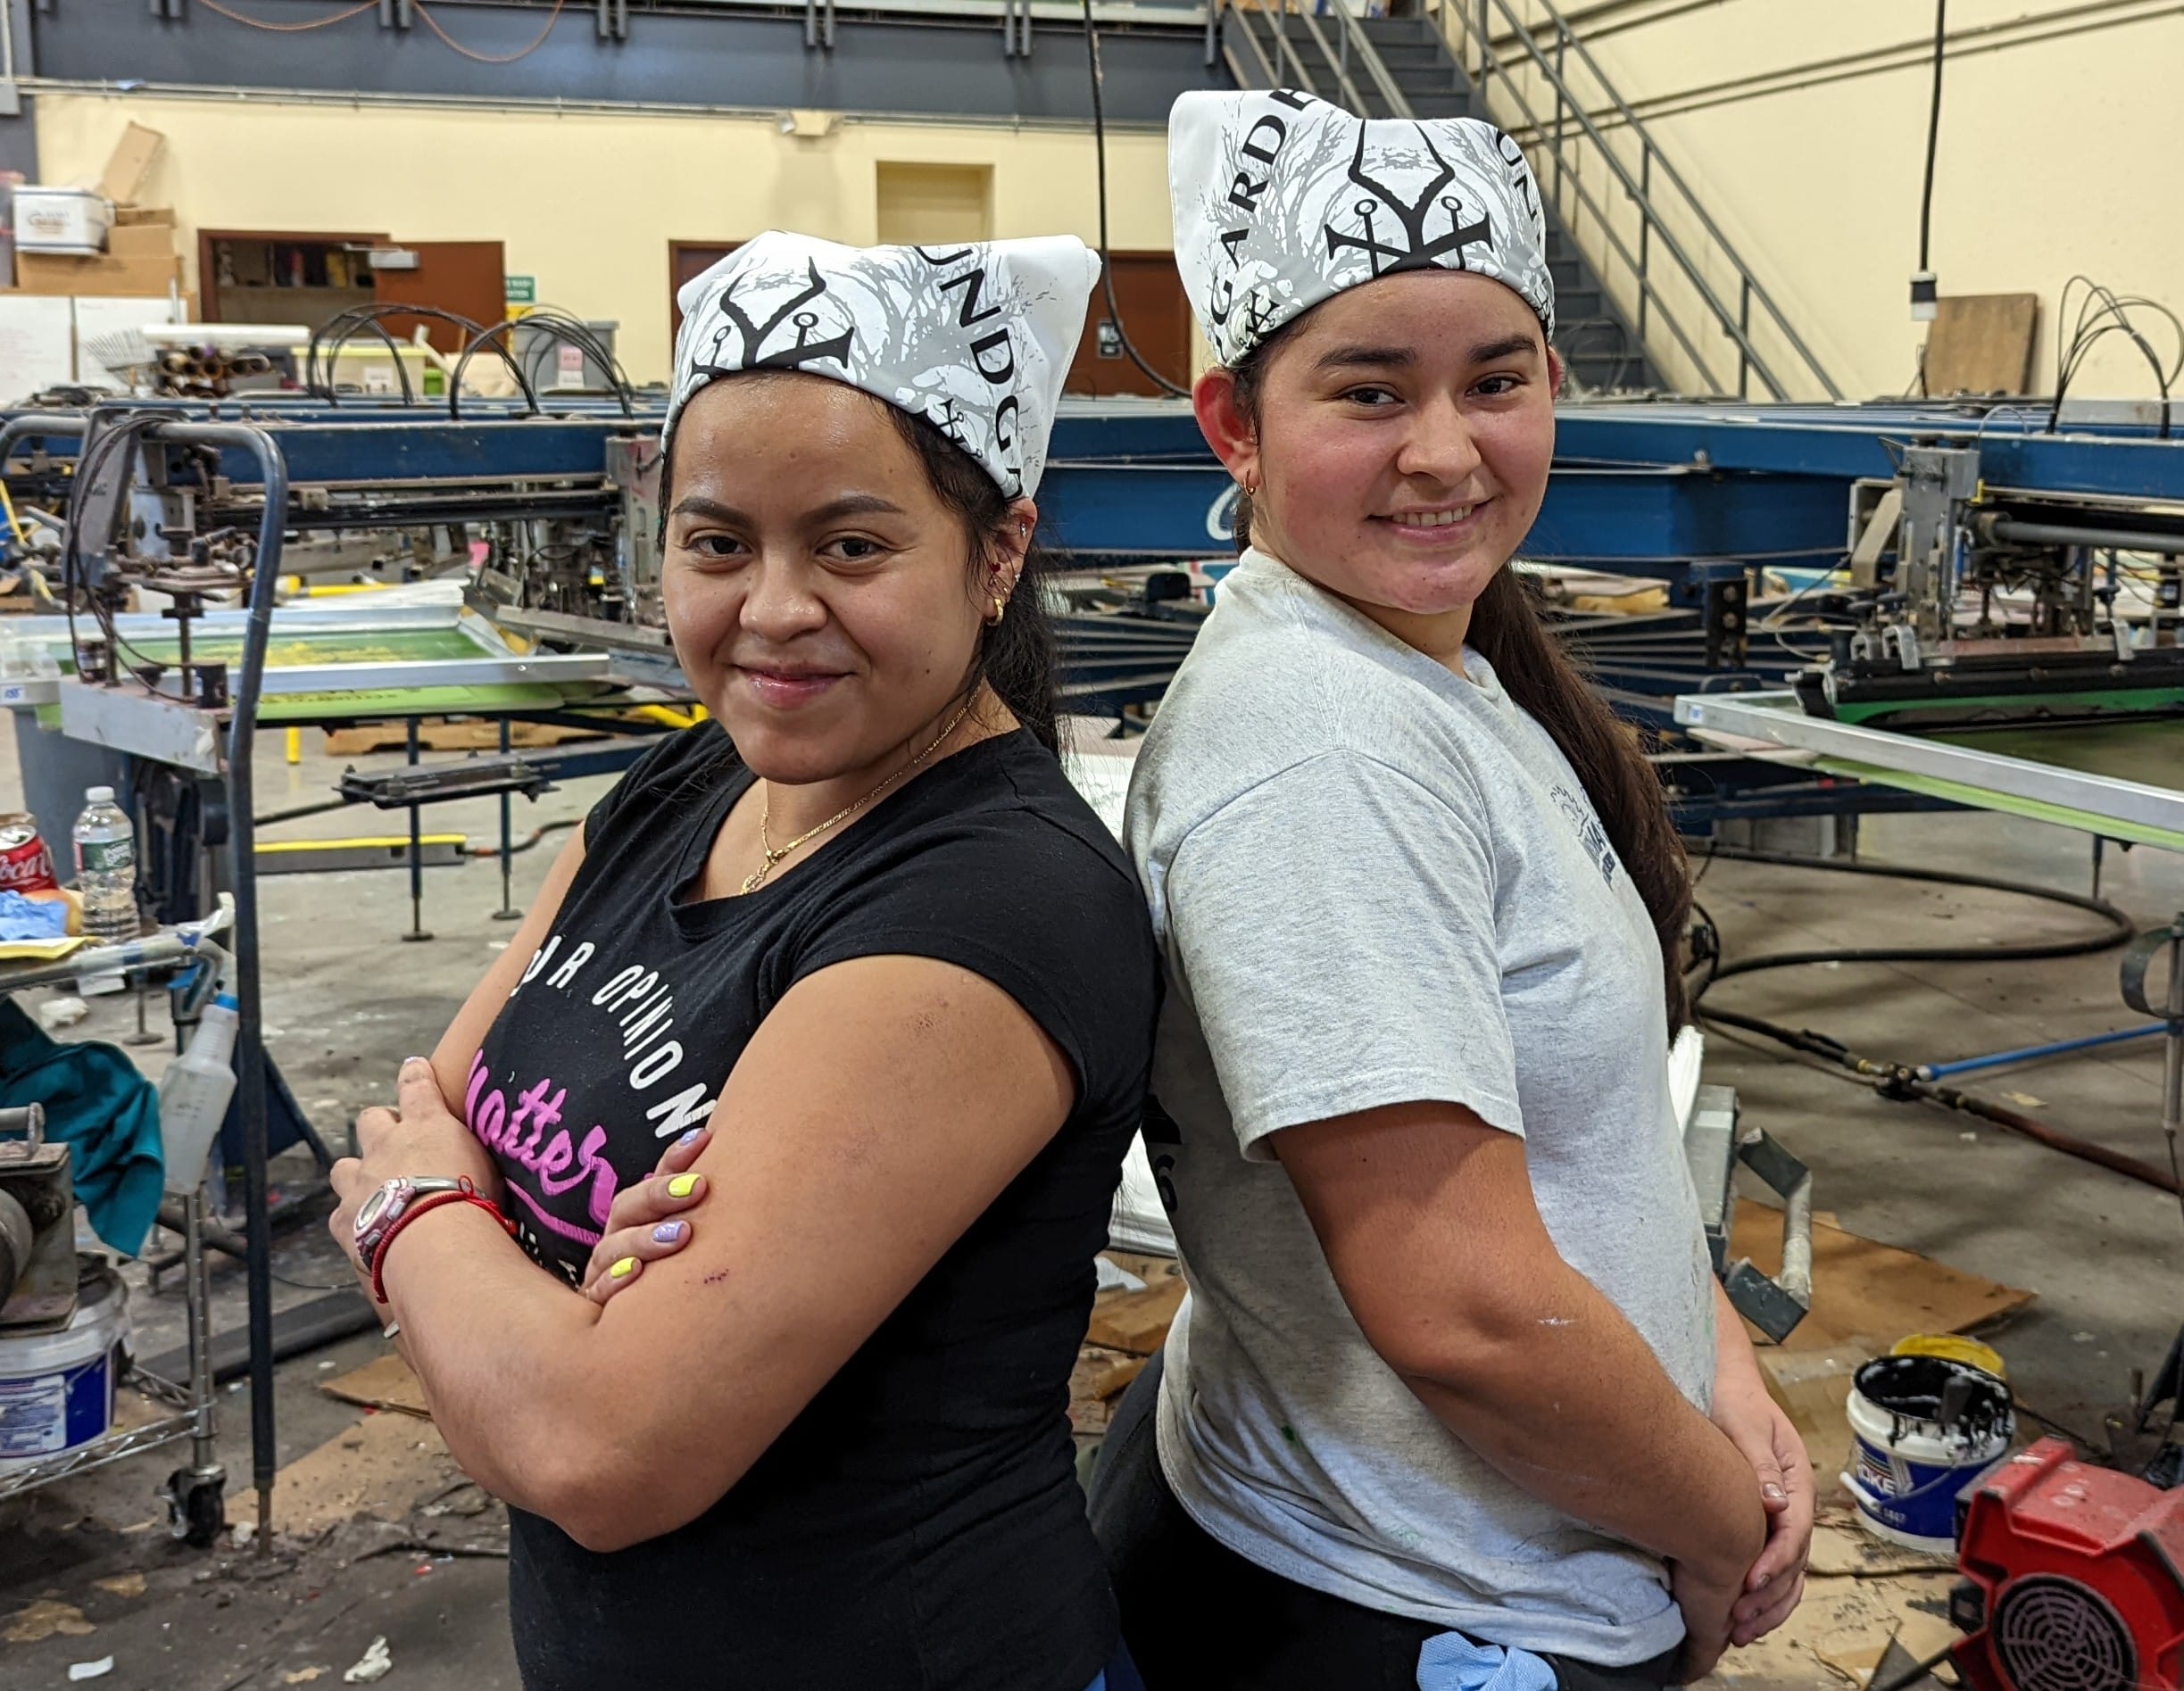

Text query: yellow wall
(1454, 0), (2184, 402)
(30, 93), (1174, 385)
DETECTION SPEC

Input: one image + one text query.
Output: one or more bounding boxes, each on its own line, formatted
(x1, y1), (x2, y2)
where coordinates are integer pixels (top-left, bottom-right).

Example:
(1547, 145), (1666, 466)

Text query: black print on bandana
(695, 259), (857, 378)
(1324, 125), (1496, 278)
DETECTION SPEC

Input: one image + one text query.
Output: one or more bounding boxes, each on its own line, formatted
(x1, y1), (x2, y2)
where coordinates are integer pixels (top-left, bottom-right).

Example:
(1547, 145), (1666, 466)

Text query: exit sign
(504, 275), (536, 304)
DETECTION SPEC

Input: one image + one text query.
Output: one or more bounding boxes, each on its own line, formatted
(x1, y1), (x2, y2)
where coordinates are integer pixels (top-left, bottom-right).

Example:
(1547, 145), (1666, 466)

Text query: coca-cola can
(0, 815), (59, 894)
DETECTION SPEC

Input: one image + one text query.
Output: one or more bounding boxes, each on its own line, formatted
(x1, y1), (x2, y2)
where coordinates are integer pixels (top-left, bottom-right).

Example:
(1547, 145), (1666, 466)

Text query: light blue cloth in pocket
(1419, 1631), (1559, 1691)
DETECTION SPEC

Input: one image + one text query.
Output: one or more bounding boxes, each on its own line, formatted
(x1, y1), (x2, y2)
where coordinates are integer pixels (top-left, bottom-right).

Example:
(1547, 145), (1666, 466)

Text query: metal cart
(0, 906), (237, 1545)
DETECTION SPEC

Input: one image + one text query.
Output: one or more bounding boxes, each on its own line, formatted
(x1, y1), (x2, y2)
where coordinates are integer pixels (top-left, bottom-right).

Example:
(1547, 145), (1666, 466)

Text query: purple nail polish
(652, 1221), (686, 1243)
(677, 1128), (703, 1147)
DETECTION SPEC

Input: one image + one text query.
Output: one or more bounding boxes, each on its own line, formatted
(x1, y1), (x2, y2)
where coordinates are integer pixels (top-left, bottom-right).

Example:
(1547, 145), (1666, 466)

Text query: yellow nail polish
(667, 1174), (699, 1199)
(609, 1256), (636, 1280)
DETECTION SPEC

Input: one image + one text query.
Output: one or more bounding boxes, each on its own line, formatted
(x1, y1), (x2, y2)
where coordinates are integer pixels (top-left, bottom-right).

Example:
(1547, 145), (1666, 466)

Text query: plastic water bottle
(72, 785), (138, 995)
(71, 785), (139, 947)
(157, 991), (240, 1194)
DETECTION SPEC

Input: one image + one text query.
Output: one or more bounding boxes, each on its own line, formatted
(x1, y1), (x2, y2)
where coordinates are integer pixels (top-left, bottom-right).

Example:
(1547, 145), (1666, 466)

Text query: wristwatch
(353, 1176), (474, 1279)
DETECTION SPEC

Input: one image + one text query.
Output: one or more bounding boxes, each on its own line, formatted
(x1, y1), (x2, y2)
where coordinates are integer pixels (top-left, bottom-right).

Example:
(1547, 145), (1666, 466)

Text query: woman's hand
(1710, 1362), (1814, 1647)
(1669, 1553), (1746, 1684)
(328, 1057), (502, 1284)
(578, 1126), (711, 1305)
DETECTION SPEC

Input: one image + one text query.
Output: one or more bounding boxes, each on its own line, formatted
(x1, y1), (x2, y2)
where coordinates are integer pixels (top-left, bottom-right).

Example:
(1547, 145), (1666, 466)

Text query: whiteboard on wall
(72, 294), (187, 383)
(0, 296), (75, 402)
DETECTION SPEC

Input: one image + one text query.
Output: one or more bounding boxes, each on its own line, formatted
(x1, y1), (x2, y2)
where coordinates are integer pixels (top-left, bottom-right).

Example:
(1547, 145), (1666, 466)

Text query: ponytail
(1466, 568), (1690, 1034)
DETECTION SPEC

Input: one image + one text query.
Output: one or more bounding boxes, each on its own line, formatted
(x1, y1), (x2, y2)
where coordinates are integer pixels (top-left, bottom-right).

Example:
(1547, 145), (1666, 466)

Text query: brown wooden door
(670, 240), (741, 347)
(373, 241), (507, 352)
(1067, 253), (1192, 397)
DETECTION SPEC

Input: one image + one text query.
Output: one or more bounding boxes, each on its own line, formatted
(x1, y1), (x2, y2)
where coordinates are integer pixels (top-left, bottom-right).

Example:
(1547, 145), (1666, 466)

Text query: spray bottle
(157, 986), (238, 1195)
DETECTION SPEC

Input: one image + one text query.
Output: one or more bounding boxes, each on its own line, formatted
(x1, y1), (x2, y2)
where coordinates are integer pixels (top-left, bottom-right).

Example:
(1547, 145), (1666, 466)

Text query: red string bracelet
(370, 1179), (519, 1306)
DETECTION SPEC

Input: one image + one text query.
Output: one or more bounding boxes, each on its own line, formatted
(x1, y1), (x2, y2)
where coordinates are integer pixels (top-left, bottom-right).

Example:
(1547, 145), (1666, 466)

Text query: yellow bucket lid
(1890, 1333), (2006, 1380)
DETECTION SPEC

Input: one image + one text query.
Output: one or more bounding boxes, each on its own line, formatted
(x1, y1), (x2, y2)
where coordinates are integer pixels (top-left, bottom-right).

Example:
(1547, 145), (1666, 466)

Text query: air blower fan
(1950, 1439), (2184, 1691)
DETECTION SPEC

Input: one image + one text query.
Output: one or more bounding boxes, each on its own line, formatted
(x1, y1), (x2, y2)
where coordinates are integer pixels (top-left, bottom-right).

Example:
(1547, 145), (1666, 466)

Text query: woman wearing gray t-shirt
(1092, 93), (1812, 1691)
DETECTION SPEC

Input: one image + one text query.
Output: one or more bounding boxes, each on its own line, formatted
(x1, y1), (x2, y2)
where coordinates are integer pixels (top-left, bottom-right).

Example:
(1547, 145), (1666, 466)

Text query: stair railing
(1430, 0), (1840, 400)
(1221, 0), (1727, 394)
(1326, 1), (1411, 120)
(1288, 4), (1373, 114)
(1218, 2), (1286, 92)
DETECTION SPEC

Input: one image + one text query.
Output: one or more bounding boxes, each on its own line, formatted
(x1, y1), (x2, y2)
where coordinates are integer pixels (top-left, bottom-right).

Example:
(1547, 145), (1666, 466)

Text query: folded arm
(336, 939), (1074, 1552)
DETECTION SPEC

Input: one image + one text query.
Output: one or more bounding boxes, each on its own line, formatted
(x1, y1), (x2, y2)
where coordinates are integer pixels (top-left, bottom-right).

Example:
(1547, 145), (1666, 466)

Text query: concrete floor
(2, 721), (2180, 1688)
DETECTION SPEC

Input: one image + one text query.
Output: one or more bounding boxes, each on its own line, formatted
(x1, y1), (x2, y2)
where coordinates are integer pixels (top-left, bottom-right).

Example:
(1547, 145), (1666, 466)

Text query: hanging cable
(1688, 844), (2178, 1198)
(1689, 845), (2134, 1000)
(1080, 0), (1191, 400)
(193, 0), (375, 31)
(411, 0), (569, 65)
(1916, 0), (1946, 279)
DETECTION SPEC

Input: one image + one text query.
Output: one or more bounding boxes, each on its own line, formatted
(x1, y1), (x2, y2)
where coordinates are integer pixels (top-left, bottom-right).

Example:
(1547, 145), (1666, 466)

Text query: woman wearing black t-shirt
(325, 232), (1159, 1691)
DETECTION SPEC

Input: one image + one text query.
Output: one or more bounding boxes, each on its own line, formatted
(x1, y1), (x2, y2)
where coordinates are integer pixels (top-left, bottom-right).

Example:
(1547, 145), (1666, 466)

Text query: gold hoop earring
(987, 595), (1007, 626)
(1241, 468), (1261, 498)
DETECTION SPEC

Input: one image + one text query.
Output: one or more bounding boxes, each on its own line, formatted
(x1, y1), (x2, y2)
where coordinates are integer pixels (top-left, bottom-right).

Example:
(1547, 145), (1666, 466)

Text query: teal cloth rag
(0, 999), (164, 1256)
(1419, 1634), (1559, 1691)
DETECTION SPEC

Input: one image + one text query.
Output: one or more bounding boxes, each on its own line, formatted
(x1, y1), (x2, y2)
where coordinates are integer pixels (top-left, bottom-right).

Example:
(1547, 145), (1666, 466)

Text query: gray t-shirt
(1124, 547), (1715, 1666)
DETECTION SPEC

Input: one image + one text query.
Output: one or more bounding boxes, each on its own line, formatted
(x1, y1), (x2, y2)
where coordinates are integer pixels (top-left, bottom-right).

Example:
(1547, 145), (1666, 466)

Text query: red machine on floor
(1951, 1438), (2184, 1691)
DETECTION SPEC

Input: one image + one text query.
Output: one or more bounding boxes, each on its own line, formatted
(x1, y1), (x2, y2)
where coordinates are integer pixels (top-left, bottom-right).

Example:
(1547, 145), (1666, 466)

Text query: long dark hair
(658, 374), (1064, 756)
(1228, 335), (1691, 1034)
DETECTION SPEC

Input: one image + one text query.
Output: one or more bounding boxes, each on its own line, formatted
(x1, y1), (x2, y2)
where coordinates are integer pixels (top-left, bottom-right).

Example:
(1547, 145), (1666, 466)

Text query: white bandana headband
(1168, 90), (1555, 366)
(663, 230), (1100, 501)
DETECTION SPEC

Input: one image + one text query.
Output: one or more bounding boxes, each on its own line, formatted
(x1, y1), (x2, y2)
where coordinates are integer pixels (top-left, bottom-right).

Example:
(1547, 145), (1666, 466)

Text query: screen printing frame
(1674, 690), (2184, 848)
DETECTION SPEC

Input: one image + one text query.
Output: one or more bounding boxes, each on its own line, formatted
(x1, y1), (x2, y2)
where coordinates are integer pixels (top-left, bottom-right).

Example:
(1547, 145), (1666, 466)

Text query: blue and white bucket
(1842, 1353), (2014, 1554)
(0, 1258), (128, 1470)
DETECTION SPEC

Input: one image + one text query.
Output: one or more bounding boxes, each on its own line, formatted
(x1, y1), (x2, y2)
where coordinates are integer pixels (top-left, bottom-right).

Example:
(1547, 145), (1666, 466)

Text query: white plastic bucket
(1842, 1353), (2014, 1554)
(0, 1259), (128, 1470)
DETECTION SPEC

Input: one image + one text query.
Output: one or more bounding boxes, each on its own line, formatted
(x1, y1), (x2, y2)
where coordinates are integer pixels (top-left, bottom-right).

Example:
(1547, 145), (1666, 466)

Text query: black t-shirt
(473, 722), (1159, 1691)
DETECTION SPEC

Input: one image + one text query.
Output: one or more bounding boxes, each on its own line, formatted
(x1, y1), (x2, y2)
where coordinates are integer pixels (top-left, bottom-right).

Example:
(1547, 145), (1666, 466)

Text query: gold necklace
(741, 698), (976, 894)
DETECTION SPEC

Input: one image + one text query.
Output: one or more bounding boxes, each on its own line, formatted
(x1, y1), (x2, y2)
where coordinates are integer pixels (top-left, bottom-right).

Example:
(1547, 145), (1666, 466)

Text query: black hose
(1081, 0), (1191, 400)
(1917, 0), (1946, 275)
(1691, 844), (2173, 1198)
(469, 816), (580, 860)
(1691, 844), (2132, 1001)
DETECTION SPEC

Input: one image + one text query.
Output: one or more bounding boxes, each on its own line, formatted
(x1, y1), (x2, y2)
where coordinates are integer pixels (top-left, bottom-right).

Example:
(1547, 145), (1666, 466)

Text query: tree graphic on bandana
(664, 232), (1096, 501)
(1171, 90), (1556, 364)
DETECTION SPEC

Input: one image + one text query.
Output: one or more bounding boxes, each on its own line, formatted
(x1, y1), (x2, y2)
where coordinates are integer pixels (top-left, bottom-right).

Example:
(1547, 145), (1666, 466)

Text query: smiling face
(660, 373), (1026, 788)
(1196, 269), (1559, 654)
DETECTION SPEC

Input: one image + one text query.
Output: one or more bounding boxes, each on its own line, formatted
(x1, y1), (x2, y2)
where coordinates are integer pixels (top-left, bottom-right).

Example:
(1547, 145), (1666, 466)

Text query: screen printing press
(15, 386), (2184, 1540)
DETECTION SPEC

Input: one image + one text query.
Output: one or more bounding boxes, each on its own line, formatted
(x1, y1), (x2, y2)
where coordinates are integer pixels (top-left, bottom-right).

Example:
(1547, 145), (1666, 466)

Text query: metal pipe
(1914, 1022), (2164, 1082)
(1988, 518), (2184, 557)
(1331, 2), (1408, 118)
(2165, 926), (2184, 1229)
(181, 1190), (220, 1476)
(0, 414), (90, 469)
(1499, 0), (1842, 398)
(1291, 3), (1366, 112)
(148, 420), (287, 1555)
(494, 717), (520, 921)
(403, 717), (432, 943)
(1775, 1161), (1813, 1308)
(1474, 0), (1790, 398)
(1434, 44), (1729, 394)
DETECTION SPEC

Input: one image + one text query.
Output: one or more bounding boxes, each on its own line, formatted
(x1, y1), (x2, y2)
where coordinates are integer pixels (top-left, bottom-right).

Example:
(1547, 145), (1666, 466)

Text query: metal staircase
(1216, 0), (1839, 401)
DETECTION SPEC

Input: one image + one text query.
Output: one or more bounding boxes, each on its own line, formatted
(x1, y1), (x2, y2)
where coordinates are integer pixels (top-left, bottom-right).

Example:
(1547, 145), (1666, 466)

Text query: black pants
(1089, 1352), (1680, 1691)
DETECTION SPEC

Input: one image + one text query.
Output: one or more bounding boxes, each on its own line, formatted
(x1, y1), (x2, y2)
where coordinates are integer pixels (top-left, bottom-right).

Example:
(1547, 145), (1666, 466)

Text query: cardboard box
(13, 249), (182, 298)
(96, 123), (166, 207)
(114, 206), (177, 228)
(105, 221), (177, 262)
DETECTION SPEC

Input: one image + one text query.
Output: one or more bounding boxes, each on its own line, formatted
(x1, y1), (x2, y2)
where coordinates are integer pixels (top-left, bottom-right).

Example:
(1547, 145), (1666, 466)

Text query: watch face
(355, 1185), (395, 1233)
